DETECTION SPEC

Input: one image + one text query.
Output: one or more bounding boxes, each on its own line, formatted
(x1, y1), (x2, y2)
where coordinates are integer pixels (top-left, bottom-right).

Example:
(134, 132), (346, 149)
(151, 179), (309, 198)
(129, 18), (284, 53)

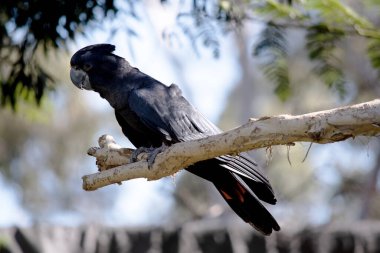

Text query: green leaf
(306, 24), (346, 97)
(255, 0), (304, 19)
(263, 57), (291, 101)
(254, 23), (291, 101)
(367, 39), (380, 69)
(254, 23), (287, 57)
(305, 0), (373, 29)
(306, 25), (345, 59)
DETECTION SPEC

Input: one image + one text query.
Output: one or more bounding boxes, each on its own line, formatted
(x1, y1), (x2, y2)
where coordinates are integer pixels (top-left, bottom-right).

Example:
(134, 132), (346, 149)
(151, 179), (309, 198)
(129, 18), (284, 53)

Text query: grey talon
(147, 144), (167, 169)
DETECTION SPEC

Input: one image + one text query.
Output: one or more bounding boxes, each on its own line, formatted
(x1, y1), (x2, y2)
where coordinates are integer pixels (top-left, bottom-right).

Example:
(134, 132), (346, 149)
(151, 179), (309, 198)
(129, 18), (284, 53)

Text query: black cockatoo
(70, 44), (280, 235)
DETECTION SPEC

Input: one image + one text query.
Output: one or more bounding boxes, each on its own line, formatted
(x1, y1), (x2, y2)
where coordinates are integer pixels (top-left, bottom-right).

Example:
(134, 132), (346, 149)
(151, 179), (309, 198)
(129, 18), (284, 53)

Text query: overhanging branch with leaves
(82, 99), (380, 191)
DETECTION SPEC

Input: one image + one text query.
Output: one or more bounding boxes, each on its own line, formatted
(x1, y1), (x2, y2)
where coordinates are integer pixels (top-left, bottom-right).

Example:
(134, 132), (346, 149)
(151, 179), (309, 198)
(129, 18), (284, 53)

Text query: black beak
(70, 68), (92, 90)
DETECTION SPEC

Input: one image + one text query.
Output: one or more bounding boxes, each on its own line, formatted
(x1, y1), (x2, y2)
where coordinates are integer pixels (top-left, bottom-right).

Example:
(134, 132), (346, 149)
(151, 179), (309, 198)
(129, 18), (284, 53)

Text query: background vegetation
(0, 0), (379, 230)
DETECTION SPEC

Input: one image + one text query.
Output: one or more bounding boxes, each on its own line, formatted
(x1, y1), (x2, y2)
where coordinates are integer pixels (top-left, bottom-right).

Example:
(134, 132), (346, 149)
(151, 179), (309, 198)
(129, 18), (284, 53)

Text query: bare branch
(82, 99), (380, 191)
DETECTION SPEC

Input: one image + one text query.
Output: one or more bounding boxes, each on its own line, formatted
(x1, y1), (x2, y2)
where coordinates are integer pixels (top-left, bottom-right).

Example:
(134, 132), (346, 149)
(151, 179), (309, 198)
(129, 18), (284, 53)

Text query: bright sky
(0, 176), (31, 226)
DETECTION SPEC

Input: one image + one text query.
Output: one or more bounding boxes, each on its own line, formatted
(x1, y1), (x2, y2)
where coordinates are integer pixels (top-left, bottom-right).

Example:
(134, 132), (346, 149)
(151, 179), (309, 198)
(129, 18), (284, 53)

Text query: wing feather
(127, 83), (276, 203)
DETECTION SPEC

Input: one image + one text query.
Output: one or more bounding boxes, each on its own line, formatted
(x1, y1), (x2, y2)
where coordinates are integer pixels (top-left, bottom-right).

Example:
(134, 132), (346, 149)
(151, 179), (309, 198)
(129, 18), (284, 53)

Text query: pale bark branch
(82, 99), (380, 191)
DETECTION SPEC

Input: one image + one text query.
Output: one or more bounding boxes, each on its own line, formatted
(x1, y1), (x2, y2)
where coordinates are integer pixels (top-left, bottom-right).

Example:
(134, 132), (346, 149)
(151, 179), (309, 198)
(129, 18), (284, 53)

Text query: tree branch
(82, 99), (380, 191)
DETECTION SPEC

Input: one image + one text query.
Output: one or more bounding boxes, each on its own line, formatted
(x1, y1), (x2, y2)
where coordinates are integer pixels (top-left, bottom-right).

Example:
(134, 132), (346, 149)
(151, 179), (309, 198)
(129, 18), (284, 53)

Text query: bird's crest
(77, 44), (115, 54)
(71, 44), (116, 66)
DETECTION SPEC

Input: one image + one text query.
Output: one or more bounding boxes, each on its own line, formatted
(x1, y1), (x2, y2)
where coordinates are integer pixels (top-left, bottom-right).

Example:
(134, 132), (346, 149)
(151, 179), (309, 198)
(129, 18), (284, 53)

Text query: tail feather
(186, 156), (280, 235)
(219, 155), (277, 204)
(214, 176), (280, 235)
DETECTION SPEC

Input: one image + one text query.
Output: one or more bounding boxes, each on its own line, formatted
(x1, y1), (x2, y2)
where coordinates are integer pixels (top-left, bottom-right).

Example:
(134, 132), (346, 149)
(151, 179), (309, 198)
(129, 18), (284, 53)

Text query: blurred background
(0, 0), (380, 250)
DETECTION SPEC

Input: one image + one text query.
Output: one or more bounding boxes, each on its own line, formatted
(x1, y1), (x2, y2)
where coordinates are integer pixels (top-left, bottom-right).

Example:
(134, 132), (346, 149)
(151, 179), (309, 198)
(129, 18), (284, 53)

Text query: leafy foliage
(0, 0), (116, 109)
(368, 39), (380, 69)
(253, 23), (290, 101)
(254, 0), (304, 19)
(4, 0), (380, 106)
(163, 0), (380, 101)
(172, 0), (248, 58)
(306, 24), (346, 96)
(249, 0), (380, 100)
(176, 9), (221, 58)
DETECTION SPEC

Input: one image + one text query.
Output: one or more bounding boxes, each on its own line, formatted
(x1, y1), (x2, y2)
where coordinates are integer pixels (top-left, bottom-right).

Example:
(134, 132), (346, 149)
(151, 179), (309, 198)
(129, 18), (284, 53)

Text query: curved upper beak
(70, 68), (92, 90)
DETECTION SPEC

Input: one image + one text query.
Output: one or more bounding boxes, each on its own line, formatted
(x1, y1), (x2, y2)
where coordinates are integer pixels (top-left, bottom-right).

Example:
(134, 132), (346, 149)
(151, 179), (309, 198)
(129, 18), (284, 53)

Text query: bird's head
(70, 44), (123, 91)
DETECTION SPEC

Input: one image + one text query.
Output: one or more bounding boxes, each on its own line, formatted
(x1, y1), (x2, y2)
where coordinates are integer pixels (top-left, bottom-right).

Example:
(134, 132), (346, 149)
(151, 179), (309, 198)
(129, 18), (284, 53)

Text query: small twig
(302, 143), (313, 163)
(286, 144), (292, 166)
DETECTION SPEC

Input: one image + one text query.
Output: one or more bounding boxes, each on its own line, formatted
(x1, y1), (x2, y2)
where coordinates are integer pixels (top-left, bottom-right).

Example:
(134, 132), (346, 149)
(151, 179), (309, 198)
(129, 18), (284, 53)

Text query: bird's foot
(147, 143), (167, 169)
(130, 144), (167, 169)
(130, 146), (155, 163)
(130, 144), (168, 169)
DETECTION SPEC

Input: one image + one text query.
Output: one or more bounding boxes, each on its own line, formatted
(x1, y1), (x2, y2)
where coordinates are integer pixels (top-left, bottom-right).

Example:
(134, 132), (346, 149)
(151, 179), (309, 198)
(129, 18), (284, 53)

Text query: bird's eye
(83, 63), (92, 71)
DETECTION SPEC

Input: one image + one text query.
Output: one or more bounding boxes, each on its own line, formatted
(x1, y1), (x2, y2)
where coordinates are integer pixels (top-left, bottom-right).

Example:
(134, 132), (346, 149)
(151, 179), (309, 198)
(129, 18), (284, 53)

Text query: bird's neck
(98, 87), (130, 110)
(95, 67), (144, 110)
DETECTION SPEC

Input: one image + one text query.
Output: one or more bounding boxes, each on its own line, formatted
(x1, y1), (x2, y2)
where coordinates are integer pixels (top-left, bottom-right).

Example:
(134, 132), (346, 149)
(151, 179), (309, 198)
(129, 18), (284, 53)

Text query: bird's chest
(116, 107), (146, 134)
(115, 107), (162, 148)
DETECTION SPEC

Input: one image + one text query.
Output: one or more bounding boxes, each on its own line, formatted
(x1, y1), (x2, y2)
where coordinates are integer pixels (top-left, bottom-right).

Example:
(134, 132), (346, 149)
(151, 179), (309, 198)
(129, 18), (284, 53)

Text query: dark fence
(1, 220), (380, 253)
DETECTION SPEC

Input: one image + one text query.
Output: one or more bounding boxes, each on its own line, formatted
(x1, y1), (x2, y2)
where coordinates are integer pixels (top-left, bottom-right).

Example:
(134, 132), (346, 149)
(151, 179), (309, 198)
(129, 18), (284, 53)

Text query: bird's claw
(130, 144), (167, 169)
(147, 144), (167, 169)
(130, 146), (154, 163)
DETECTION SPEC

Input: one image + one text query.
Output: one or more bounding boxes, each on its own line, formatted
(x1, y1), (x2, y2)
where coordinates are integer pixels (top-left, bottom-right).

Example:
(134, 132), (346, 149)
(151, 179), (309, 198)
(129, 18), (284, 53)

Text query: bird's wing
(127, 84), (275, 200)
(127, 83), (219, 143)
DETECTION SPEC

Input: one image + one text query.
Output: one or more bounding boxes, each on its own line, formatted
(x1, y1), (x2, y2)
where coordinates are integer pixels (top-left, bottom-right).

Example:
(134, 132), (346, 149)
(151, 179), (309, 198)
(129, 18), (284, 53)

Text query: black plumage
(70, 44), (280, 235)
